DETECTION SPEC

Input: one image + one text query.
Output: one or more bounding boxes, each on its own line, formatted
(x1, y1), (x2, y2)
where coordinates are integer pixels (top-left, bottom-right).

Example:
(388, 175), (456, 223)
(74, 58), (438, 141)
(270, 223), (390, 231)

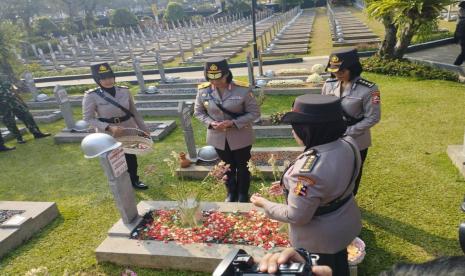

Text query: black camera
(212, 249), (312, 276)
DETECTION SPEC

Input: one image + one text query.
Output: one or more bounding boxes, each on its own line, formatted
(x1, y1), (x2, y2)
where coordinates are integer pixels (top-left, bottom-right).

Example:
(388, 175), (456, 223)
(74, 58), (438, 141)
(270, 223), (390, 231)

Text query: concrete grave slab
(0, 201), (59, 259)
(447, 145), (465, 179)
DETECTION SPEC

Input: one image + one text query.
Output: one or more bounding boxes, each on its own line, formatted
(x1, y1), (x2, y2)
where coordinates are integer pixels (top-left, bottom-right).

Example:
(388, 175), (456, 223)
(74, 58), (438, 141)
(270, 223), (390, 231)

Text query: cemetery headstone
(246, 52), (255, 87)
(37, 48), (47, 64)
(31, 44), (39, 58)
(178, 101), (197, 160)
(155, 52), (166, 83)
(24, 72), (39, 101)
(133, 56), (146, 93)
(53, 85), (75, 130)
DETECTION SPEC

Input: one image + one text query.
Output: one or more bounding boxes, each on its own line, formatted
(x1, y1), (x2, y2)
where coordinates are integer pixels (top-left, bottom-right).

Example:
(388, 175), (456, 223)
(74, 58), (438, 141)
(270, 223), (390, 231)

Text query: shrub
(111, 8), (138, 27)
(362, 56), (458, 82)
(164, 2), (186, 22)
(34, 17), (62, 37)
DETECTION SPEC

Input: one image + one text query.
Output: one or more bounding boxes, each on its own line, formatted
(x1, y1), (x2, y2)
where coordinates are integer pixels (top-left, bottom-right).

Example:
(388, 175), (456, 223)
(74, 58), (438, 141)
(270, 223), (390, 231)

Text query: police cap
(204, 57), (230, 80)
(326, 48), (360, 73)
(281, 94), (344, 124)
(90, 63), (115, 84)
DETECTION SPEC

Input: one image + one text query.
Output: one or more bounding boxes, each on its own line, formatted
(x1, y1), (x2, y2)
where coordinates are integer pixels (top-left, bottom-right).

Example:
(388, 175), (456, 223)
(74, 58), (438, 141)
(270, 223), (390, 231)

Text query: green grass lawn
(1, 75), (465, 275)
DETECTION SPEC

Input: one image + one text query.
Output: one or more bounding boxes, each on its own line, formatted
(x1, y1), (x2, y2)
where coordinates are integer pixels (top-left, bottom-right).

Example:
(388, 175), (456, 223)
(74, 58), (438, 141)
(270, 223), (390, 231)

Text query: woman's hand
(250, 193), (268, 208)
(269, 181), (284, 196)
(107, 125), (124, 137)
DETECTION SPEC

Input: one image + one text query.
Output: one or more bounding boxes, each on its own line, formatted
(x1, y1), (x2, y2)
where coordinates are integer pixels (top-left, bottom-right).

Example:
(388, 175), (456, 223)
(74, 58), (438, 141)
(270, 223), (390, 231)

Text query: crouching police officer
(82, 63), (150, 190)
(251, 94), (362, 276)
(322, 48), (381, 196)
(194, 57), (260, 202)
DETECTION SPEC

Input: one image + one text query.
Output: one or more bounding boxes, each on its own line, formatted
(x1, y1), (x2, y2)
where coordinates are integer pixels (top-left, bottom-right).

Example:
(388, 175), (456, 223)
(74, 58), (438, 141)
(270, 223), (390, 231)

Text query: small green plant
(270, 111), (286, 125)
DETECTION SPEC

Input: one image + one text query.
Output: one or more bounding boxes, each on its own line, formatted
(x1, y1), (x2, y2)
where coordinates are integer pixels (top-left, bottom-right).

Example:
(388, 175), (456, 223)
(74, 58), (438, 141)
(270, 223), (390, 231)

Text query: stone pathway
(405, 43), (462, 67)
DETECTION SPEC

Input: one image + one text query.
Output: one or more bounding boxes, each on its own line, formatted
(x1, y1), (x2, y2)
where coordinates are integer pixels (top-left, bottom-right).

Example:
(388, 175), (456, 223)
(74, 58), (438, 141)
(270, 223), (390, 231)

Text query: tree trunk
(377, 14), (397, 59)
(393, 22), (417, 59)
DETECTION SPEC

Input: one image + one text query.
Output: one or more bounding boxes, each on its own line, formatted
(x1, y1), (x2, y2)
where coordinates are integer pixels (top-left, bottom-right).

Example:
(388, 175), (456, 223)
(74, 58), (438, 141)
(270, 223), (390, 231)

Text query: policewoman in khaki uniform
(322, 48), (381, 196)
(82, 63), (150, 190)
(251, 94), (362, 276)
(194, 58), (260, 202)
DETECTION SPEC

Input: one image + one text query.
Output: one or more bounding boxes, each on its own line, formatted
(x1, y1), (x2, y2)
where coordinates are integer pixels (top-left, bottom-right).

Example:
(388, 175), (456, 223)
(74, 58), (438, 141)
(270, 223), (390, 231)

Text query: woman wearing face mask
(82, 63), (150, 190)
(251, 94), (362, 276)
(321, 48), (381, 196)
(194, 57), (260, 202)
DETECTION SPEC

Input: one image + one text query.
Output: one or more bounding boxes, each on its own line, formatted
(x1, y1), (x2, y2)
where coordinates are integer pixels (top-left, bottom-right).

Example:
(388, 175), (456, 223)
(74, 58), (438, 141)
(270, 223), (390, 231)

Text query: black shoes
(132, 181), (148, 190)
(238, 193), (249, 203)
(225, 193), (238, 202)
(0, 144), (15, 152)
(33, 132), (51, 139)
(17, 137), (26, 144)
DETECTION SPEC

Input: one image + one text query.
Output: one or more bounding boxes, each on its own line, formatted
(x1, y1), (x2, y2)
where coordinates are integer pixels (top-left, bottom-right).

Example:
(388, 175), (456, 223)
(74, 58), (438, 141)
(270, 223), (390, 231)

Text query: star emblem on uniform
(209, 64), (218, 71)
(98, 65), (109, 73)
(330, 55), (339, 63)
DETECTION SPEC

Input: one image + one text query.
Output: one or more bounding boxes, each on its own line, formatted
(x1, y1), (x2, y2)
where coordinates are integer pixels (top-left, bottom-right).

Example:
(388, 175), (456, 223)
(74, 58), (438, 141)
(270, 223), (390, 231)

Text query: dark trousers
(125, 154), (139, 185)
(3, 108), (40, 139)
(215, 142), (252, 197)
(353, 149), (368, 196)
(316, 249), (349, 276)
(454, 40), (465, 65)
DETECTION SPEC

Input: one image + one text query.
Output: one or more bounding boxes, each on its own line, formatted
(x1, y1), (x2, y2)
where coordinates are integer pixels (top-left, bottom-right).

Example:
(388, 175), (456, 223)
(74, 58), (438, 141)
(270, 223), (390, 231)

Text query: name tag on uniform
(228, 96), (243, 100)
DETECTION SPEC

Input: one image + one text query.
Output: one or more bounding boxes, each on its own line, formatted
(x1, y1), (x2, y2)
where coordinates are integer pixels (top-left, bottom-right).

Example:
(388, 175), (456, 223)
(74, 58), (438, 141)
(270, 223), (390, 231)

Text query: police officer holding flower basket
(194, 57), (260, 202)
(82, 63), (150, 190)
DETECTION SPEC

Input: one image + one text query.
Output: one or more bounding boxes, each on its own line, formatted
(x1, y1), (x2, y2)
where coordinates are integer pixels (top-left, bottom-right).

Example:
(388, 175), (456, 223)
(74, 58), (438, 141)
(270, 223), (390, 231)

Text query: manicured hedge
(362, 55), (458, 82)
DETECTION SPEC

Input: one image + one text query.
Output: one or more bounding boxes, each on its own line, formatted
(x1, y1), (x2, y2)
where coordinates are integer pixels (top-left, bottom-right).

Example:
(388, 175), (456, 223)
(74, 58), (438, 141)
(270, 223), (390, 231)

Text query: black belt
(98, 114), (131, 124)
(314, 195), (352, 216)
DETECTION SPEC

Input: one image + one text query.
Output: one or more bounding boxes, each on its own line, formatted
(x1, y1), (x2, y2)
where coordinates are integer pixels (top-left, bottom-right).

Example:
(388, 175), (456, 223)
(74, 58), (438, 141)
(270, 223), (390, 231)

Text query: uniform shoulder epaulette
(117, 85), (129, 89)
(356, 78), (375, 88)
(298, 149), (319, 173)
(234, 80), (250, 87)
(85, 88), (99, 94)
(198, 82), (211, 89)
(325, 78), (337, 83)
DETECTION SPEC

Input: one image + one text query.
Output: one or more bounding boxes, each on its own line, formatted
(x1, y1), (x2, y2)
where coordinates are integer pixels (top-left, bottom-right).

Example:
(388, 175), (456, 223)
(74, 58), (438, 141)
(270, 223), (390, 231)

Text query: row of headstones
(23, 11), (274, 71)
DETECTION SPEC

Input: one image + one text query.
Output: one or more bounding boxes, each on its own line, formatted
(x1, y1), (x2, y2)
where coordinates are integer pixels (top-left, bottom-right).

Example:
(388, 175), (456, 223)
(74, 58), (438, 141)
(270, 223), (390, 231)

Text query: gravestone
(24, 72), (39, 101)
(53, 85), (75, 130)
(178, 101), (197, 160)
(155, 52), (166, 83)
(37, 48), (47, 64)
(246, 52), (255, 87)
(47, 42), (54, 55)
(133, 56), (146, 93)
(31, 44), (39, 58)
(257, 48), (264, 77)
(57, 44), (64, 58)
(82, 137), (139, 224)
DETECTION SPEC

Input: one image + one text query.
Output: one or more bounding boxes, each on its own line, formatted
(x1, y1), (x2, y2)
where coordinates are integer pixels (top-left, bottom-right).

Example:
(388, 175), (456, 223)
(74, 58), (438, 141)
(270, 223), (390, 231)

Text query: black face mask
(292, 121), (347, 150)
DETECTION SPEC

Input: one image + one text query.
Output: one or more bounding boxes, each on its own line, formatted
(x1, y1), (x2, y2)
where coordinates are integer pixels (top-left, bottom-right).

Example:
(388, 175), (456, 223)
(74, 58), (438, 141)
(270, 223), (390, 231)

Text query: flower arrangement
(311, 64), (326, 74)
(270, 111), (286, 125)
(133, 209), (290, 250)
(275, 68), (311, 76)
(266, 79), (306, 88)
(306, 73), (324, 84)
(202, 161), (231, 186)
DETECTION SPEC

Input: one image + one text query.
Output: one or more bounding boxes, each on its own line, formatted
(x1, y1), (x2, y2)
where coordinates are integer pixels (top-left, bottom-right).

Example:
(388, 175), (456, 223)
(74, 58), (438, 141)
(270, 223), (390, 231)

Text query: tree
(226, 0), (251, 14)
(111, 8), (138, 27)
(366, 0), (455, 59)
(0, 0), (47, 36)
(278, 0), (304, 11)
(34, 17), (61, 37)
(164, 2), (185, 22)
(0, 22), (26, 88)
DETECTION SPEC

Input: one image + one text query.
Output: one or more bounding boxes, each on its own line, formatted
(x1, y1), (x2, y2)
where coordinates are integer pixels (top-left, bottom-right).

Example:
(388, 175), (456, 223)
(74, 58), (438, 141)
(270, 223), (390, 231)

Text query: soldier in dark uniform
(82, 63), (150, 190)
(0, 75), (50, 144)
(251, 94), (362, 276)
(322, 48), (381, 196)
(454, 2), (465, 65)
(194, 57), (261, 202)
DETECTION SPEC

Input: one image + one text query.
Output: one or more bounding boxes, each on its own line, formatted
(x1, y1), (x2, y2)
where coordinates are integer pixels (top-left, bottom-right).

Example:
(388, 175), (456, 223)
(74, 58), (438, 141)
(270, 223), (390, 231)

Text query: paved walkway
(35, 56), (329, 88)
(405, 43), (463, 69)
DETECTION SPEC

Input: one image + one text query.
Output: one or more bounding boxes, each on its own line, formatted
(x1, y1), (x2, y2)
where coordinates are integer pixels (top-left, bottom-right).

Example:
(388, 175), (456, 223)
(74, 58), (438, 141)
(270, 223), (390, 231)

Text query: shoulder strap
(339, 138), (361, 197)
(95, 88), (134, 118)
(206, 87), (245, 119)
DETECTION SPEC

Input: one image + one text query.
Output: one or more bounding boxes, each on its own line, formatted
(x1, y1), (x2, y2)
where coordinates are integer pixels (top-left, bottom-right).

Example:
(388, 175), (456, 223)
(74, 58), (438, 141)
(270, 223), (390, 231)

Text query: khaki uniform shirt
(322, 76), (381, 150)
(194, 81), (260, 151)
(262, 137), (362, 254)
(82, 86), (149, 133)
